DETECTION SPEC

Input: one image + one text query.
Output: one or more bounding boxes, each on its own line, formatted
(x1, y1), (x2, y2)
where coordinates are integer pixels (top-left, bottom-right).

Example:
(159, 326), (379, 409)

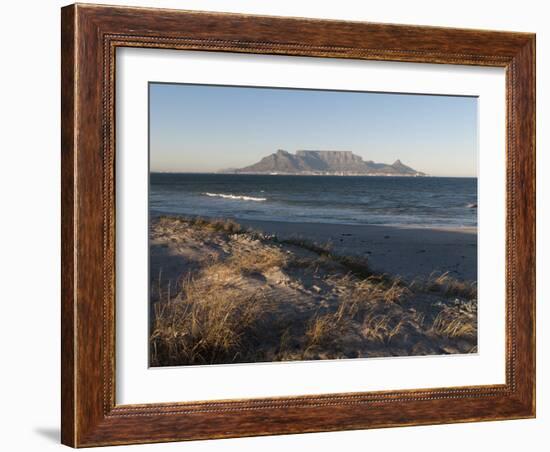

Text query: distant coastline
(150, 171), (480, 178)
(218, 171), (428, 177)
(222, 150), (427, 177)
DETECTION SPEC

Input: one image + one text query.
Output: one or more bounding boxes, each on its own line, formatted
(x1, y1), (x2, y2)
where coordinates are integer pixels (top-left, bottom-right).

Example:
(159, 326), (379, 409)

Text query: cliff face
(295, 150), (365, 172)
(232, 150), (425, 176)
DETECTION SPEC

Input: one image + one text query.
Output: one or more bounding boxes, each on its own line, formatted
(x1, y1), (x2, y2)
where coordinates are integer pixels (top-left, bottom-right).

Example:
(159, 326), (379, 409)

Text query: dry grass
(411, 271), (477, 300)
(430, 302), (477, 339)
(331, 274), (412, 306)
(305, 314), (340, 349)
(228, 246), (288, 275)
(331, 276), (422, 347)
(158, 215), (247, 235)
(150, 277), (268, 366)
(361, 313), (403, 344)
(281, 236), (371, 277)
(150, 229), (289, 365)
(301, 275), (426, 356)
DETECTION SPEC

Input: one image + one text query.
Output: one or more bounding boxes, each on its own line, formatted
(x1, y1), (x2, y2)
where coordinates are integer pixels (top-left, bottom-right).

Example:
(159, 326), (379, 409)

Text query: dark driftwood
(61, 3), (535, 447)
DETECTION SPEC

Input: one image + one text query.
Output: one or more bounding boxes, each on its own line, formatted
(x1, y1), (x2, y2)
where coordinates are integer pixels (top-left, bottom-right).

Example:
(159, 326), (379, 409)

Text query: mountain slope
(230, 150), (426, 176)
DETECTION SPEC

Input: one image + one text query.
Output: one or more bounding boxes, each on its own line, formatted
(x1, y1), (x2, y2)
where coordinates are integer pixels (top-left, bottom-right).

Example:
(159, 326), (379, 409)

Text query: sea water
(150, 173), (477, 228)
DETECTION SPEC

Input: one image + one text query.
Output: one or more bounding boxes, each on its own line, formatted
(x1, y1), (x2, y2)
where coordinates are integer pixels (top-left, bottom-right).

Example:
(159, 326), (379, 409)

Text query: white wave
(204, 192), (267, 202)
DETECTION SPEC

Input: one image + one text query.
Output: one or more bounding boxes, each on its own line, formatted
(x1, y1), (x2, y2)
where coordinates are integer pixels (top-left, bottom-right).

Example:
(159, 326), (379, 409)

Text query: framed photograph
(61, 3), (535, 447)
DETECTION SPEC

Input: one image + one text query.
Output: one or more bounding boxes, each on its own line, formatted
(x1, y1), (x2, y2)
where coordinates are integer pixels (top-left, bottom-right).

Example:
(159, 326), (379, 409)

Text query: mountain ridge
(226, 150), (426, 176)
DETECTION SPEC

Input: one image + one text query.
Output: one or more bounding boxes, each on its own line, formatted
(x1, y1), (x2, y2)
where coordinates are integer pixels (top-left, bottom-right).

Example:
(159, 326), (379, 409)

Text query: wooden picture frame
(61, 3), (535, 447)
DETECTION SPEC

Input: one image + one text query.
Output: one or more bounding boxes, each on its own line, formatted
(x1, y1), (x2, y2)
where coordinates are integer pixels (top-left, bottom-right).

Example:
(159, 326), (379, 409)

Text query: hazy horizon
(150, 83), (478, 177)
(149, 169), (477, 178)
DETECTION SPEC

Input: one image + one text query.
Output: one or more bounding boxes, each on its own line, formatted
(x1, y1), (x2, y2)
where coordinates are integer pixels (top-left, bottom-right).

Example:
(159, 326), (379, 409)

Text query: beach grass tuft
(431, 302), (477, 339)
(150, 276), (268, 366)
(410, 271), (477, 300)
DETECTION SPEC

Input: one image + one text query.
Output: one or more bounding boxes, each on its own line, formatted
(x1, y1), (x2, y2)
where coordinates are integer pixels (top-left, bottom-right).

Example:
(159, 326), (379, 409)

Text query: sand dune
(149, 216), (477, 367)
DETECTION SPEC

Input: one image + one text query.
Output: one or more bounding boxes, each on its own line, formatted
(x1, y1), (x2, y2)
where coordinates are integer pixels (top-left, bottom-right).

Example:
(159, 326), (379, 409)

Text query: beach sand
(149, 216), (477, 366)
(239, 219), (477, 282)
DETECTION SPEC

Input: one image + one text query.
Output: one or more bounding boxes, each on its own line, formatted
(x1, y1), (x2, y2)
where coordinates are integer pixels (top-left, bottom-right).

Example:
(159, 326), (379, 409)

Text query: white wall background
(0, 1), (546, 451)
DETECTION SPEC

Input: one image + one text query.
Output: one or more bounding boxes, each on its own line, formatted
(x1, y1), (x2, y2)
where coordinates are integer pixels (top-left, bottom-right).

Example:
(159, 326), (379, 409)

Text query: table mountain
(229, 150), (426, 176)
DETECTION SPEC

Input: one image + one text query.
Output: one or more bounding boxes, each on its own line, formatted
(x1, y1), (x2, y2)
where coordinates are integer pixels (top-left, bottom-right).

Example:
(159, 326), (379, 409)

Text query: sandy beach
(149, 216), (477, 366)
(238, 219), (477, 282)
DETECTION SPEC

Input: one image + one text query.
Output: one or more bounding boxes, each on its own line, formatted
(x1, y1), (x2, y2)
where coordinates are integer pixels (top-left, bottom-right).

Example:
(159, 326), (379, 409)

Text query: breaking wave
(204, 192), (267, 202)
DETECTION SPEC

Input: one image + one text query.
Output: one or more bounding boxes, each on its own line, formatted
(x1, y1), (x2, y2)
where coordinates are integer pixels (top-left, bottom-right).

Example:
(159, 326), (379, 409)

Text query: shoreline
(151, 210), (476, 233)
(237, 218), (477, 234)
(151, 171), (477, 179)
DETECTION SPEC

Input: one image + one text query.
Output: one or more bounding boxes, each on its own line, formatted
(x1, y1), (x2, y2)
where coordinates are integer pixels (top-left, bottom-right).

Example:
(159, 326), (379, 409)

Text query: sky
(149, 83), (478, 177)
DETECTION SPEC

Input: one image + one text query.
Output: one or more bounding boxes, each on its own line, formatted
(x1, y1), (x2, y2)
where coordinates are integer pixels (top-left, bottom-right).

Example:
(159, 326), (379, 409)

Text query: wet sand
(238, 219), (477, 282)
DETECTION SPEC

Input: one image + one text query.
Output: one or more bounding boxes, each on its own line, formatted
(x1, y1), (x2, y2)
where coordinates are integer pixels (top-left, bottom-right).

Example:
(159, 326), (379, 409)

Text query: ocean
(150, 173), (477, 228)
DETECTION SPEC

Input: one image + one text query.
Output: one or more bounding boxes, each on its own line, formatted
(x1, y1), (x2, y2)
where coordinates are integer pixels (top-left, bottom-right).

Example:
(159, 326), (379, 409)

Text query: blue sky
(149, 83), (477, 177)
